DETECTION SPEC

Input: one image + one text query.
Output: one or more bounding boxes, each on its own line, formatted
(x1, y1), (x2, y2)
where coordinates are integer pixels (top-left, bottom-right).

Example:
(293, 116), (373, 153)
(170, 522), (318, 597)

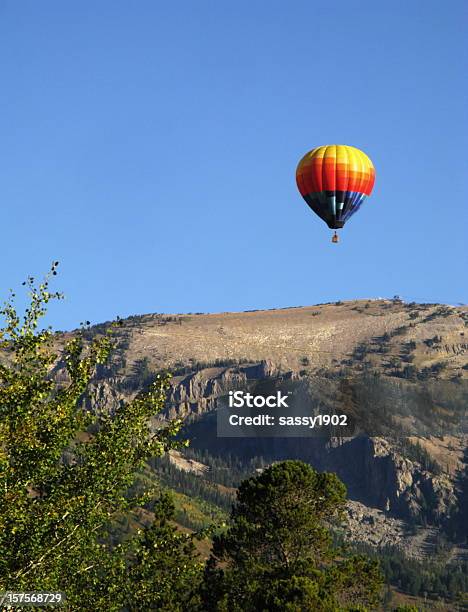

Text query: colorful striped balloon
(296, 144), (376, 230)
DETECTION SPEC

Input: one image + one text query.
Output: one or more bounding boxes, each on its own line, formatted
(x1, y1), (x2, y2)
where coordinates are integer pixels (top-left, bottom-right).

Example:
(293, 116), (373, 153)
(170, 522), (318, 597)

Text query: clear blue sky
(1, 1), (467, 330)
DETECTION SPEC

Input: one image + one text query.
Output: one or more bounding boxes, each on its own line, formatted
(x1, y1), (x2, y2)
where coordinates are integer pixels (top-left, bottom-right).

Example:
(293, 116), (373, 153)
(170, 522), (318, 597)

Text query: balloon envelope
(296, 145), (375, 230)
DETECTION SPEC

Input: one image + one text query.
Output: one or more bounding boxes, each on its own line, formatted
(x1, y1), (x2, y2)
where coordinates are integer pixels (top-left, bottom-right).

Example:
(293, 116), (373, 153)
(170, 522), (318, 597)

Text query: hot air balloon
(296, 145), (375, 243)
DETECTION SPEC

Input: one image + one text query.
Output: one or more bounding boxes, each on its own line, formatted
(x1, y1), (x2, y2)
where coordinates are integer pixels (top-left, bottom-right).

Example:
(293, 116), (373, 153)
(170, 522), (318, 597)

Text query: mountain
(82, 298), (468, 379)
(62, 299), (468, 564)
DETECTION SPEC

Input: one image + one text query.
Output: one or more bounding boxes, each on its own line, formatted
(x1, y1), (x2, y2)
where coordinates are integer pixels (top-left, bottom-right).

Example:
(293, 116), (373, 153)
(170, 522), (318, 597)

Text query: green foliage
(123, 492), (202, 610)
(354, 543), (468, 603)
(151, 454), (234, 515)
(201, 460), (383, 611)
(183, 447), (269, 488)
(0, 266), (202, 609)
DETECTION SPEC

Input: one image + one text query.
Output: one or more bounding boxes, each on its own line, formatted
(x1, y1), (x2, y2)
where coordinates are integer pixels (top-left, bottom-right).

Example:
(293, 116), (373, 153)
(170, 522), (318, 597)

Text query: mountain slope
(67, 300), (467, 554)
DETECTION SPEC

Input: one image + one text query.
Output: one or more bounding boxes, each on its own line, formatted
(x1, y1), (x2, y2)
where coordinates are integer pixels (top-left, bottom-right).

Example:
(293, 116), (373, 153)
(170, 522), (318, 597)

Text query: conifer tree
(202, 460), (383, 611)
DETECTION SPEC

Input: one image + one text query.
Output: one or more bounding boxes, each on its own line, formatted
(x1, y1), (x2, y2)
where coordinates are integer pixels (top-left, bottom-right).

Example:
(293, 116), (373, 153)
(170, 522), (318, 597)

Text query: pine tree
(201, 460), (383, 611)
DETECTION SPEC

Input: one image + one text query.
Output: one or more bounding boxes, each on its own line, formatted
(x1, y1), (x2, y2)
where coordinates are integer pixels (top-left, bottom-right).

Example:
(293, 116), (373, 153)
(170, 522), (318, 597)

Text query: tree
(0, 265), (202, 609)
(125, 493), (202, 610)
(201, 460), (383, 611)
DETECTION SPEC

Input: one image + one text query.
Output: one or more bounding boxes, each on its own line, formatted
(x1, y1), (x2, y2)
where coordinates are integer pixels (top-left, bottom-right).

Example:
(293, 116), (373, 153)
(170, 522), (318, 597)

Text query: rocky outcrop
(342, 500), (408, 550)
(164, 360), (285, 419)
(168, 450), (210, 475)
(79, 356), (464, 533)
(322, 437), (458, 524)
(160, 365), (462, 527)
(341, 501), (452, 560)
(83, 378), (125, 416)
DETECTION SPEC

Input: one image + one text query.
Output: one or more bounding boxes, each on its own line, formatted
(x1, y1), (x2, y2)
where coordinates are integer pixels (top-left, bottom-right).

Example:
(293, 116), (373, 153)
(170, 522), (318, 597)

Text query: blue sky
(1, 1), (466, 330)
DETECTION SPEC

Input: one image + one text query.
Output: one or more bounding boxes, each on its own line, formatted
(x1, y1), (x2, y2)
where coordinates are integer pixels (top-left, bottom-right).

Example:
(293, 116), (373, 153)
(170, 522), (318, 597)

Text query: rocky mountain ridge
(69, 299), (467, 553)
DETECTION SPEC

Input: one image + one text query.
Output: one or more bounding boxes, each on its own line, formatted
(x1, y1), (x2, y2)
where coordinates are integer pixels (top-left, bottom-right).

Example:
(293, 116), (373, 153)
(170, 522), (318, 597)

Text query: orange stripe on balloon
(296, 145), (375, 197)
(322, 160), (336, 190)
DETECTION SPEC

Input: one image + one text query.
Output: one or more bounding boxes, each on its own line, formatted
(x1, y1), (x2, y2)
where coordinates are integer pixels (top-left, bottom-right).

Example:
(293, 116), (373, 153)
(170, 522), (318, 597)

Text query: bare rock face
(83, 378), (124, 416)
(168, 450), (210, 475)
(164, 360), (281, 419)
(374, 439), (456, 524)
(73, 343), (464, 533)
(159, 364), (462, 527)
(322, 436), (457, 523)
(343, 500), (409, 550)
(341, 501), (454, 561)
